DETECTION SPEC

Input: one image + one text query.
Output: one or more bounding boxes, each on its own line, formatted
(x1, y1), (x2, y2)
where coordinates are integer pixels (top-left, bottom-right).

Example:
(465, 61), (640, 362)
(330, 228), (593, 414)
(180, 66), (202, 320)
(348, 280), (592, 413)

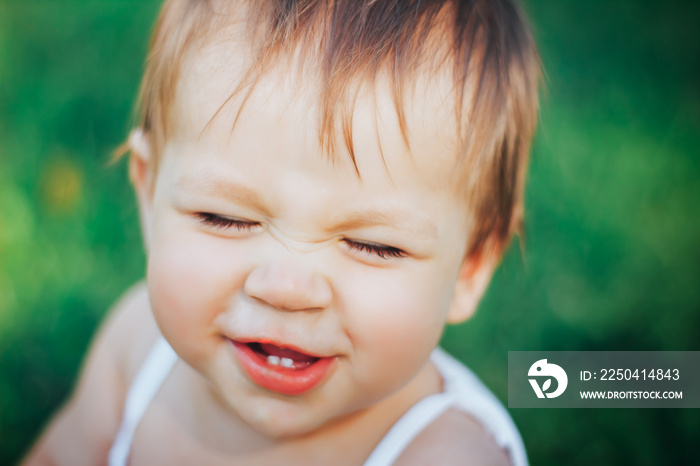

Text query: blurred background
(0, 0), (698, 464)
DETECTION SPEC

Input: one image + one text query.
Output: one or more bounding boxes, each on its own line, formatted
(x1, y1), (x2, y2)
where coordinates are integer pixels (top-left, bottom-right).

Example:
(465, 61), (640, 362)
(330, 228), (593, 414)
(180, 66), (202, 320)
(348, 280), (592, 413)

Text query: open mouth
(230, 340), (334, 395)
(247, 342), (320, 370)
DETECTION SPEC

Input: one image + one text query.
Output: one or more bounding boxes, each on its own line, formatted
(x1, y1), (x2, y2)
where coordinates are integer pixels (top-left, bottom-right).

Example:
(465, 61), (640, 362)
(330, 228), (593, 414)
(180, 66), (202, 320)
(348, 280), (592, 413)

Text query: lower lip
(231, 340), (335, 396)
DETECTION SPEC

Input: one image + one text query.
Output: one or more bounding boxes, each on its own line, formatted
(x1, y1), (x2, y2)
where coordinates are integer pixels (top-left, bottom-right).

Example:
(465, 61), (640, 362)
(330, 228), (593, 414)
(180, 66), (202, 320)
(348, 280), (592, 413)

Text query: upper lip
(228, 336), (333, 359)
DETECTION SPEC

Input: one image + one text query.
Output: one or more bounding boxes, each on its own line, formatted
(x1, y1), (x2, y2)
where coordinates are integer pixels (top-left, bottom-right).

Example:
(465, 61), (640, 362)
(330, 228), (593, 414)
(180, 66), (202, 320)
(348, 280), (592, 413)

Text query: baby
(23, 0), (539, 464)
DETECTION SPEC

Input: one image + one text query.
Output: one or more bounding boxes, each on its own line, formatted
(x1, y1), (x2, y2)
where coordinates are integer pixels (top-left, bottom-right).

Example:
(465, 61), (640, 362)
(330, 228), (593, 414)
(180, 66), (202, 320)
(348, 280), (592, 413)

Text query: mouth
(230, 339), (335, 396)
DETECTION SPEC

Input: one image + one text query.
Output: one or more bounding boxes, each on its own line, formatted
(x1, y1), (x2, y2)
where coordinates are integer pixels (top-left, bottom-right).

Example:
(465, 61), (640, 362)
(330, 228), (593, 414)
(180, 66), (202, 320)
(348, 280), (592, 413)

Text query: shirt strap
(108, 337), (178, 466)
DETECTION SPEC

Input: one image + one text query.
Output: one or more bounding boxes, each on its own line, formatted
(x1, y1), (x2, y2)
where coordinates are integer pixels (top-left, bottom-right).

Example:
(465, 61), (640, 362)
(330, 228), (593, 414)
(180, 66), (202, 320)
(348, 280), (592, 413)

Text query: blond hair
(126, 0), (540, 257)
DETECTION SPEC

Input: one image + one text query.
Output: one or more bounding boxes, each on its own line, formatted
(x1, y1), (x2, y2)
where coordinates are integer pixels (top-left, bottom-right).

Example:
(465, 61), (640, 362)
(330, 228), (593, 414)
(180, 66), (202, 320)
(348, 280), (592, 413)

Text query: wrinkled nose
(244, 257), (332, 312)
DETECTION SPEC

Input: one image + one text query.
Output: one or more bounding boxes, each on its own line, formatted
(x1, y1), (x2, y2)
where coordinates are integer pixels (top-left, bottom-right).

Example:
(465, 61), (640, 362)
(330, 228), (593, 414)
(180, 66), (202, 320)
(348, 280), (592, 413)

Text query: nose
(244, 256), (333, 312)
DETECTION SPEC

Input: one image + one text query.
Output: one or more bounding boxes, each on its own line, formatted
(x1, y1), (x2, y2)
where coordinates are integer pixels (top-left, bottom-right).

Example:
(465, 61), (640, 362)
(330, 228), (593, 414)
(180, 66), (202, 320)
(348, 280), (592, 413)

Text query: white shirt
(109, 338), (528, 466)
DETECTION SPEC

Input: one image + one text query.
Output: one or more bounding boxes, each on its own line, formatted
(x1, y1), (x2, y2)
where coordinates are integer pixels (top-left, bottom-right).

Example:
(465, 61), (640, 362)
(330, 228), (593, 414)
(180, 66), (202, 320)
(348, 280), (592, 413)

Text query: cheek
(342, 266), (455, 390)
(147, 226), (247, 363)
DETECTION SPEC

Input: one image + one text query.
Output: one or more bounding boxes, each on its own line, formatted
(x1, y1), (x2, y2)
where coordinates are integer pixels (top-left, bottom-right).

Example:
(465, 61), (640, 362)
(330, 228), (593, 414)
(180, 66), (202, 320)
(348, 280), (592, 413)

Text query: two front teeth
(267, 355), (296, 368)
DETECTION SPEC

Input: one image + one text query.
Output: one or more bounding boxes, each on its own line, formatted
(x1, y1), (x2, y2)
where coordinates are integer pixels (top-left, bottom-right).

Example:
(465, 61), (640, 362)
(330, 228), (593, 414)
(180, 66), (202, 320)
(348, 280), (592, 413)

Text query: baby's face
(142, 41), (477, 437)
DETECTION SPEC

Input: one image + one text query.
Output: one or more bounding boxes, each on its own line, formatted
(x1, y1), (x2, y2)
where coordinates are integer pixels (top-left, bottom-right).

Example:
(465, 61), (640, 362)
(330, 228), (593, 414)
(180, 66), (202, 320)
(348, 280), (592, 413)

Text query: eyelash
(342, 240), (407, 260)
(195, 212), (407, 260)
(195, 212), (260, 231)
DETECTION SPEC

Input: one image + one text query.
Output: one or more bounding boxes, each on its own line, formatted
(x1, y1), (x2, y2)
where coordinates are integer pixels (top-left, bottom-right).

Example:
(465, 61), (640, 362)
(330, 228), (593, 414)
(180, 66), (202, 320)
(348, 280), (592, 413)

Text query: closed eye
(342, 239), (407, 260)
(195, 214), (406, 259)
(195, 212), (261, 231)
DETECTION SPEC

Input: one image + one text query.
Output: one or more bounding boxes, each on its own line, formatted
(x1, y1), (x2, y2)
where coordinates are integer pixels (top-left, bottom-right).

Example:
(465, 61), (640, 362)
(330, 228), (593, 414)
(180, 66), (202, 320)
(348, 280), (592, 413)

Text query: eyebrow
(329, 209), (438, 238)
(175, 174), (273, 216)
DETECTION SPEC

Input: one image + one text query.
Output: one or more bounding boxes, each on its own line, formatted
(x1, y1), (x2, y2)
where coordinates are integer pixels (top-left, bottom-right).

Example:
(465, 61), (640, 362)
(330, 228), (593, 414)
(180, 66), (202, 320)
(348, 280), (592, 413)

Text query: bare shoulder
(21, 281), (160, 466)
(67, 280), (161, 384)
(394, 408), (512, 466)
(105, 281), (162, 379)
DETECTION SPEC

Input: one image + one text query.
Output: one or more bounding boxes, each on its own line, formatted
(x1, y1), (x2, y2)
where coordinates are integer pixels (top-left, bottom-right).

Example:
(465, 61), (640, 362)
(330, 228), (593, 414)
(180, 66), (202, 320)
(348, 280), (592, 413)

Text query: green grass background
(1, 0), (698, 464)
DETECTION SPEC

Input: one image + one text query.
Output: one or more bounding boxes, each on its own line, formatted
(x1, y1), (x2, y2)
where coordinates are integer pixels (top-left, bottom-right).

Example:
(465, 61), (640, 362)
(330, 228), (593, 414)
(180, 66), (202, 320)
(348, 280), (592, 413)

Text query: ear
(128, 128), (155, 250)
(446, 245), (500, 324)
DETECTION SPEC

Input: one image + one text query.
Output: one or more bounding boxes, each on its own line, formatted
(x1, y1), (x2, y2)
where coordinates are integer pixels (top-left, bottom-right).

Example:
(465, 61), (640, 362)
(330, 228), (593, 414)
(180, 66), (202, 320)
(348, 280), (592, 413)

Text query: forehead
(168, 31), (464, 194)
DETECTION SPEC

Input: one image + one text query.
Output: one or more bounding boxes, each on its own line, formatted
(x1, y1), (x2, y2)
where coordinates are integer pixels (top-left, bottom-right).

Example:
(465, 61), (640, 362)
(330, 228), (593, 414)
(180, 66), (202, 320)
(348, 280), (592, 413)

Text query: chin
(220, 390), (332, 440)
(243, 406), (328, 440)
